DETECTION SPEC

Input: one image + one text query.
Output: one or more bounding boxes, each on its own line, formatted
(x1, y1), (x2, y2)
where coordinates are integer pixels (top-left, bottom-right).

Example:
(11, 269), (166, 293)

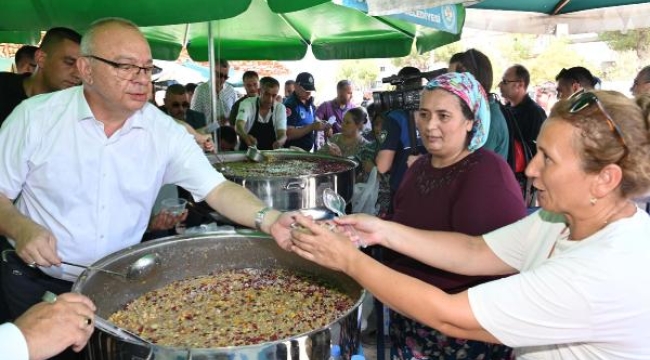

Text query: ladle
(3, 250), (161, 281)
(322, 188), (366, 248)
(63, 253), (160, 280)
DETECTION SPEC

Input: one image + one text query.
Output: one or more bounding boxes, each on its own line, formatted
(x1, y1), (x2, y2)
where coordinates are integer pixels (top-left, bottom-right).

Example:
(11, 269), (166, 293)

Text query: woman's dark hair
(345, 107), (368, 125)
(450, 49), (494, 92)
(551, 90), (650, 198)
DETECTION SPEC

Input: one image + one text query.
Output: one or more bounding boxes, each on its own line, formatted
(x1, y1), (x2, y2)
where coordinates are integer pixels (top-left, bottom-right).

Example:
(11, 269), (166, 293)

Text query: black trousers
(1, 240), (83, 360)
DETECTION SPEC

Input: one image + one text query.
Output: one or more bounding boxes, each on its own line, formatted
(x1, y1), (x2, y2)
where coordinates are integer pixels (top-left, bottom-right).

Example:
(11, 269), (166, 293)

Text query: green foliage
(526, 38), (597, 85)
(432, 42), (464, 64)
(599, 30), (641, 52)
(337, 59), (380, 90)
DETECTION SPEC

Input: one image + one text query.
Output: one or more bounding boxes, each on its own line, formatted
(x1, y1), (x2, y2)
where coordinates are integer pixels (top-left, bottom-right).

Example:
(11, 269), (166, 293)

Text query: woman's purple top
(390, 148), (526, 293)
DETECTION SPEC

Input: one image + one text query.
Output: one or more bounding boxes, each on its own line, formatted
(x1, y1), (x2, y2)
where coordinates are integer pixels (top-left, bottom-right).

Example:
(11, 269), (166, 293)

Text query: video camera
(372, 68), (448, 112)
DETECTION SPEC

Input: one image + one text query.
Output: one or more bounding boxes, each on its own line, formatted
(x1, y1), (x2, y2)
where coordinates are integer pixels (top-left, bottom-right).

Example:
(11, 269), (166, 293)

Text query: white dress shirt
(0, 323), (29, 360)
(0, 86), (225, 281)
(190, 82), (237, 125)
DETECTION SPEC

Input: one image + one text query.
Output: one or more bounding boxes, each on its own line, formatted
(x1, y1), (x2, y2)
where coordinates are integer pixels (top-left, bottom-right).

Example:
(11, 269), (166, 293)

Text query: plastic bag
(351, 166), (379, 215)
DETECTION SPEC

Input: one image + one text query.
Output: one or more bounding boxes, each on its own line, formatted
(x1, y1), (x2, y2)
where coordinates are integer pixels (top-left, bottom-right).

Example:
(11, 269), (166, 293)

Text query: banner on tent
(336, 0), (460, 34)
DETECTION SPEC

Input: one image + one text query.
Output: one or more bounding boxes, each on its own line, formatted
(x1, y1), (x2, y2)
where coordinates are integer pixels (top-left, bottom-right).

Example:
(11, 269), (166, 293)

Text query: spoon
(322, 188), (366, 248)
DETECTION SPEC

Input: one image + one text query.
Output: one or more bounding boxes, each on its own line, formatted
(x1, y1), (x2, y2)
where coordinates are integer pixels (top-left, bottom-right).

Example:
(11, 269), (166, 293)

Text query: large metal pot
(72, 233), (365, 360)
(208, 151), (356, 212)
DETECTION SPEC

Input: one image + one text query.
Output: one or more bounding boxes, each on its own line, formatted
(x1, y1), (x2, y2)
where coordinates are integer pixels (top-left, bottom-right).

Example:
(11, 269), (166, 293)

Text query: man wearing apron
(235, 76), (287, 150)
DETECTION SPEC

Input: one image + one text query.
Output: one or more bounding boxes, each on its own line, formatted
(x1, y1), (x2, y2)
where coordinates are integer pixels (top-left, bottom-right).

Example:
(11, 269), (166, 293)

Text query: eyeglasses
(84, 55), (162, 80)
(171, 102), (190, 108)
(568, 91), (629, 161)
(500, 78), (519, 84)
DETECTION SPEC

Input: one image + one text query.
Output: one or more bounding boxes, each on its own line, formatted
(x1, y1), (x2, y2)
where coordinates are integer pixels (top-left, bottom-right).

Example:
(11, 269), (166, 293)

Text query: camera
(372, 68), (448, 113)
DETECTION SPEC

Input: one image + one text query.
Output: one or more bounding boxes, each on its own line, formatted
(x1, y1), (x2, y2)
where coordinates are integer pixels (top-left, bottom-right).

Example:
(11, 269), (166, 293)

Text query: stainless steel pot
(72, 233), (365, 360)
(207, 151), (356, 212)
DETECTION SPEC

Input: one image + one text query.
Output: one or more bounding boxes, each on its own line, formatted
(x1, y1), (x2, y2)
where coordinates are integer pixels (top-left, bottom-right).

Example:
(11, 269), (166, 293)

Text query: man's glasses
(84, 55), (162, 80)
(568, 91), (629, 161)
(171, 102), (190, 109)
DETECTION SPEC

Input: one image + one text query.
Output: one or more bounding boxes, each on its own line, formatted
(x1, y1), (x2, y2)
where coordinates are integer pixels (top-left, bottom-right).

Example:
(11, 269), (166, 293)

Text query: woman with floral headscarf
(379, 72), (526, 359)
(300, 72), (527, 359)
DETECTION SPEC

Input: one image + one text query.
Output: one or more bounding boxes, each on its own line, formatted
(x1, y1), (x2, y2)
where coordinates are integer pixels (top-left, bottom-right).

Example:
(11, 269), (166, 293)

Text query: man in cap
(283, 72), (327, 151)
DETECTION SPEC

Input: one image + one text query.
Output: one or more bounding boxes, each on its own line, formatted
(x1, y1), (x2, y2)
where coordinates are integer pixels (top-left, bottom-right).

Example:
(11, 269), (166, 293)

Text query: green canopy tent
(140, 0), (464, 61)
(269, 0), (650, 35)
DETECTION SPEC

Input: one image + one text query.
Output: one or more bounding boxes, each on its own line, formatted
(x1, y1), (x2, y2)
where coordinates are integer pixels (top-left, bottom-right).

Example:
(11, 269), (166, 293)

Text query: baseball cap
(295, 72), (316, 91)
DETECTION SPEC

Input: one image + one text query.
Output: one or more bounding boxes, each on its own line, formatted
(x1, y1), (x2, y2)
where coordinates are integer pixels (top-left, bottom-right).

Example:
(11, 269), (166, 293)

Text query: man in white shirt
(235, 76), (287, 150)
(190, 59), (237, 127)
(0, 18), (293, 352)
(0, 292), (95, 360)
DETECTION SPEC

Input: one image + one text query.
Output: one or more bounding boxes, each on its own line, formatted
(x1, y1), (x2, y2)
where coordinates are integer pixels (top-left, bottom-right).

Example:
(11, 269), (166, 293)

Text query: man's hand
(311, 120), (327, 132)
(245, 135), (258, 147)
(14, 223), (61, 267)
(269, 212), (298, 251)
(16, 292), (96, 360)
(148, 211), (188, 232)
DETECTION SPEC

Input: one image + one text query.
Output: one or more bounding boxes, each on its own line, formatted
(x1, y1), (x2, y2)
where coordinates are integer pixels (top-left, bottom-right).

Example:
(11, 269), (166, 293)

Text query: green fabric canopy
(268, 0), (650, 15)
(0, 0), (251, 30)
(142, 0), (464, 61)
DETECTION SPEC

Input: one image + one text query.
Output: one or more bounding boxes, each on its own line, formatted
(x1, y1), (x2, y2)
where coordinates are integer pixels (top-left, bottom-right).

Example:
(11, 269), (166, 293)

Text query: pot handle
(283, 180), (306, 190)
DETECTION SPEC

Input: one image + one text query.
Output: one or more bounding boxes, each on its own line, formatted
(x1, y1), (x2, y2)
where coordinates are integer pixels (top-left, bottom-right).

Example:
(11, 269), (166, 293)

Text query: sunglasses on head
(171, 102), (190, 108)
(568, 91), (629, 161)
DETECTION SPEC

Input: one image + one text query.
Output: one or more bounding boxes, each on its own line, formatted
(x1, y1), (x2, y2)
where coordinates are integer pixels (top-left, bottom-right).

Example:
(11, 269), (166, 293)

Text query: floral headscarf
(424, 72), (490, 152)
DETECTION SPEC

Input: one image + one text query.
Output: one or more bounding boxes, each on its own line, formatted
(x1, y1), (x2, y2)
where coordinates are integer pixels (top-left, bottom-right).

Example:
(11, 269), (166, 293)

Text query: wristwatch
(255, 207), (273, 231)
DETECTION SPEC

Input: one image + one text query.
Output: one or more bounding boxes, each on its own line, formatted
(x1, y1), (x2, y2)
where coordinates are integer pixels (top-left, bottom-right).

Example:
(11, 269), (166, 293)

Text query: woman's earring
(590, 197), (598, 205)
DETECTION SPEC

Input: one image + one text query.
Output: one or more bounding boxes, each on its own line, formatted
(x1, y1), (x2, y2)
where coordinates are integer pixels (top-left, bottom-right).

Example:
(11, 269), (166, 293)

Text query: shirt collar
(75, 86), (148, 132)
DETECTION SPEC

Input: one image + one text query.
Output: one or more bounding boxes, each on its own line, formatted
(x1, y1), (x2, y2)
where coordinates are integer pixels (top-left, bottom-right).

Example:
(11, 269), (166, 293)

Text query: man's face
(164, 93), (190, 120)
(498, 67), (522, 101)
(16, 59), (37, 74)
(556, 78), (578, 100)
(243, 77), (259, 96)
(285, 84), (295, 97)
(336, 84), (353, 104)
(79, 23), (154, 116)
(215, 66), (229, 90)
(260, 85), (279, 108)
(38, 38), (81, 91)
(295, 84), (312, 102)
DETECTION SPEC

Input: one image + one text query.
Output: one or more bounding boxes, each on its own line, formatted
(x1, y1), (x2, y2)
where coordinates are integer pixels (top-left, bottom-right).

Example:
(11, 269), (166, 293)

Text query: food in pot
(219, 158), (353, 177)
(108, 268), (355, 348)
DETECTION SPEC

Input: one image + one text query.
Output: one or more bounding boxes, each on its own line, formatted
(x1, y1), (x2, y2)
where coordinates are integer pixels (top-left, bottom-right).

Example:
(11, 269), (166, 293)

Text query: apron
(239, 100), (277, 151)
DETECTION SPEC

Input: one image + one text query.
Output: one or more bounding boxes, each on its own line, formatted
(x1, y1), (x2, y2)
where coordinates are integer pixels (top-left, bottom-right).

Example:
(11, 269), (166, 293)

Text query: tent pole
(207, 22), (219, 151)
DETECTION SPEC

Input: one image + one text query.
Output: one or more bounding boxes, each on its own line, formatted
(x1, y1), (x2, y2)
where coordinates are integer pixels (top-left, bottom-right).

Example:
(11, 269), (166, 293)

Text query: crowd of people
(1, 17), (650, 360)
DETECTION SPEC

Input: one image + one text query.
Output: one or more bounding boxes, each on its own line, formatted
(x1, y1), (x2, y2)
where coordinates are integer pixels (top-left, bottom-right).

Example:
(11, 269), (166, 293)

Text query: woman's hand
(333, 213), (388, 247)
(328, 143), (342, 157)
(290, 213), (360, 272)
